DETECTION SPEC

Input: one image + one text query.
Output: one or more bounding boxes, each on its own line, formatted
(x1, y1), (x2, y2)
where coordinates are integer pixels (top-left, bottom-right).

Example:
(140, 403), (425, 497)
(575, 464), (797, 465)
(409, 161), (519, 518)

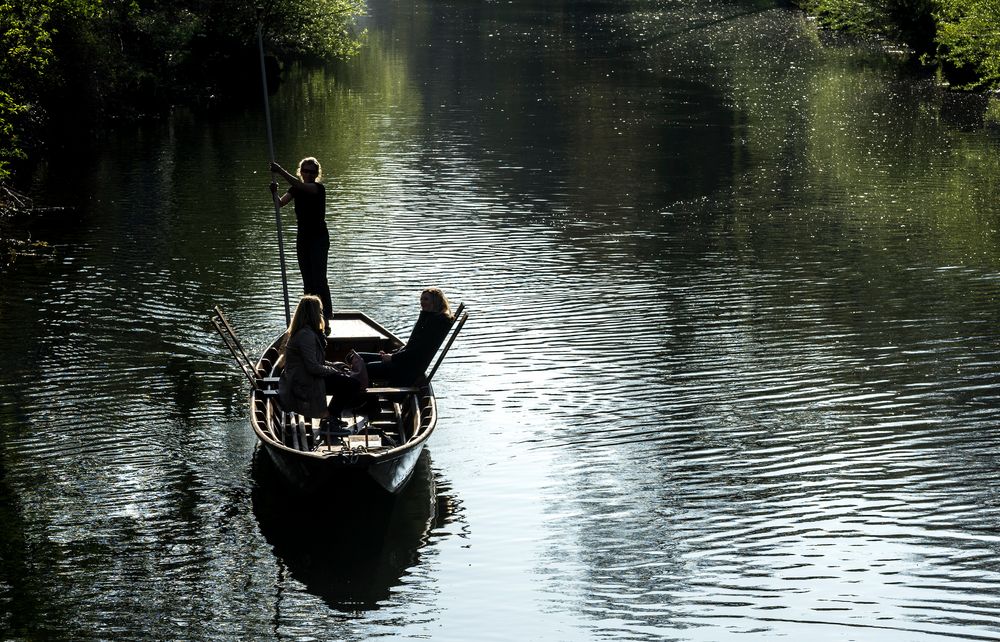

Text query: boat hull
(260, 437), (427, 494)
(249, 310), (437, 495)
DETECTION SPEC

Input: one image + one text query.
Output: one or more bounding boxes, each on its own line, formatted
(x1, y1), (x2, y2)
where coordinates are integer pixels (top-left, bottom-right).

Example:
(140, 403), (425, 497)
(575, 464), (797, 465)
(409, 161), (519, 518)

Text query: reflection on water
(252, 449), (454, 612)
(1, 0), (1000, 639)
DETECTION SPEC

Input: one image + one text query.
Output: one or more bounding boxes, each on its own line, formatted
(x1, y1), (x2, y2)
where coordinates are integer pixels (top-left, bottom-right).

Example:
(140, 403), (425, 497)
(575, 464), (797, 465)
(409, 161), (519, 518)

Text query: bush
(935, 0), (1000, 89)
(794, 0), (889, 33)
(0, 0), (366, 182)
(0, 0), (61, 181)
(795, 0), (1000, 91)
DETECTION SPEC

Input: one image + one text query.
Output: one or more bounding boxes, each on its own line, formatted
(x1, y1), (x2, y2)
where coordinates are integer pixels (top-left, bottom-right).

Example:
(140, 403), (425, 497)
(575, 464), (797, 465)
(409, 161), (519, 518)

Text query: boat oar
(211, 307), (259, 389)
(256, 7), (291, 327)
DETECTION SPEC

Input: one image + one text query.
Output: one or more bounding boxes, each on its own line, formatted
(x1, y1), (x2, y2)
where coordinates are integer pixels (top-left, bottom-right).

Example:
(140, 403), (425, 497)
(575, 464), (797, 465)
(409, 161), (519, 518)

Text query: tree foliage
(263, 0), (367, 60)
(794, 0), (1000, 90)
(0, 0), (366, 182)
(795, 0), (890, 33)
(0, 0), (57, 180)
(935, 0), (1000, 89)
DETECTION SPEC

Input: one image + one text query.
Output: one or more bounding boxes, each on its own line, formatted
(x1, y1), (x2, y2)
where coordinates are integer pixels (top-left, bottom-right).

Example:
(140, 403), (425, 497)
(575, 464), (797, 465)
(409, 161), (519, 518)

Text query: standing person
(358, 288), (455, 386)
(277, 295), (366, 434)
(270, 157), (334, 335)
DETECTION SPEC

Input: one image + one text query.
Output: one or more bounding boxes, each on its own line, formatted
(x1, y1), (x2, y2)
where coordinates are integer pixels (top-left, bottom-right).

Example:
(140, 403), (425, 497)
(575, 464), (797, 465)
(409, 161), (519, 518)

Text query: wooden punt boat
(214, 305), (467, 494)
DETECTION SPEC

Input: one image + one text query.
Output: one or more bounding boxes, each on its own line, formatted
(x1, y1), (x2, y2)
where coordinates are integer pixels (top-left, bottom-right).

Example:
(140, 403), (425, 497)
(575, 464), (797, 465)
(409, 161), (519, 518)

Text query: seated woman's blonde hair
(422, 287), (452, 319)
(288, 295), (326, 338)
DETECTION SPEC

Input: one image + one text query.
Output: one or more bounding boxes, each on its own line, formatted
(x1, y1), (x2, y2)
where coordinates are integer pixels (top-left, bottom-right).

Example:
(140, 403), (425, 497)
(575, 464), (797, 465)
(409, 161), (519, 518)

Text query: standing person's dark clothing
(292, 182), (333, 320)
(270, 157), (334, 329)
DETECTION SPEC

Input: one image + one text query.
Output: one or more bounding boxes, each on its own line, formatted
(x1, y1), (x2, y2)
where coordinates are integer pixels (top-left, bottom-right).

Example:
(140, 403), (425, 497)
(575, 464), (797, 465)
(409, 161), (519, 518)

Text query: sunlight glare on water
(1, 0), (999, 640)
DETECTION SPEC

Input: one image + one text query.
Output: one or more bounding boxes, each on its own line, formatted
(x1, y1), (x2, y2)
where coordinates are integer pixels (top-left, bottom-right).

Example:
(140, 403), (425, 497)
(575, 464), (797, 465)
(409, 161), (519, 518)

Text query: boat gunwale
(250, 388), (438, 462)
(248, 308), (439, 463)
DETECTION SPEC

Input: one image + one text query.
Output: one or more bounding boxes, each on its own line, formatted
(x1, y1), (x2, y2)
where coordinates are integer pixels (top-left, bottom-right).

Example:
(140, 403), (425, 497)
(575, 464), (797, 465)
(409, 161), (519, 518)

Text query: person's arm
(393, 313), (450, 369)
(293, 331), (339, 378)
(271, 161), (320, 196)
(270, 161), (299, 186)
(269, 181), (293, 207)
(385, 316), (420, 364)
(302, 350), (339, 378)
(269, 162), (300, 208)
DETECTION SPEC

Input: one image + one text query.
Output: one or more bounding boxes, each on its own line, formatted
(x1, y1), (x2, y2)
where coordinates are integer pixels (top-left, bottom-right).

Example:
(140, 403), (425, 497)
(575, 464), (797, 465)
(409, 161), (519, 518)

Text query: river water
(2, 0), (1000, 640)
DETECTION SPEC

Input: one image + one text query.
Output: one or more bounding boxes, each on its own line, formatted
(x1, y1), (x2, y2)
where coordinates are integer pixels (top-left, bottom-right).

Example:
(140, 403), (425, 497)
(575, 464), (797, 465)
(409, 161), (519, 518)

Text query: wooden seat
(425, 305), (468, 383)
(366, 386), (420, 396)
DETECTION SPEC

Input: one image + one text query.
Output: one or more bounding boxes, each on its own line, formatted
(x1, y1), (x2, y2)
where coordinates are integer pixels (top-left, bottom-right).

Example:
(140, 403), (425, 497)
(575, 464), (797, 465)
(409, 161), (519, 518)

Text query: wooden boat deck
(263, 393), (421, 456)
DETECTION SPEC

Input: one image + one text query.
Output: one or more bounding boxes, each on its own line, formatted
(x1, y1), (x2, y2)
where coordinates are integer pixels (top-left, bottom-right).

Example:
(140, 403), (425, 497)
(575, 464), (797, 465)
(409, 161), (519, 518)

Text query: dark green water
(2, 0), (1000, 639)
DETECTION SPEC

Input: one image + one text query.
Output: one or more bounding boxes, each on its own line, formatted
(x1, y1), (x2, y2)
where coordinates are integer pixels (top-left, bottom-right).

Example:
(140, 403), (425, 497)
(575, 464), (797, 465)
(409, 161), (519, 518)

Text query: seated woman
(358, 288), (454, 386)
(277, 295), (366, 434)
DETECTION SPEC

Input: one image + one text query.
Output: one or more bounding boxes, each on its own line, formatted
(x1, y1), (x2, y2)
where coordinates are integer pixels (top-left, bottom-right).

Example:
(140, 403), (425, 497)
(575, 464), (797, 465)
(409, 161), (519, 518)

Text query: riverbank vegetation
(0, 0), (364, 267)
(794, 0), (1000, 91)
(0, 0), (366, 185)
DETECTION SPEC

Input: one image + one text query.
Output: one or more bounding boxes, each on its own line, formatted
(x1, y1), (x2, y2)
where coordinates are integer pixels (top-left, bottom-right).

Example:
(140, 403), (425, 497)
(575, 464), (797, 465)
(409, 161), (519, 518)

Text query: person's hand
(269, 181), (278, 194)
(269, 161), (281, 173)
(381, 353), (391, 363)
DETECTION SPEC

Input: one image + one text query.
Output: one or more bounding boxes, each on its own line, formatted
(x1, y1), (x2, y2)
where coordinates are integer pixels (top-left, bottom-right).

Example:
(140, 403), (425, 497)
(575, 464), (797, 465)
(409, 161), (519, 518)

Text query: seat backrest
(424, 306), (468, 384)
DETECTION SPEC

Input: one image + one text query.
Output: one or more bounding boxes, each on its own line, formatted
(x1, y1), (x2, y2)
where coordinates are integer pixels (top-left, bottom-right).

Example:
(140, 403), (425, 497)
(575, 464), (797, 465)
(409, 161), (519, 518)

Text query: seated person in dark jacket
(358, 288), (454, 386)
(277, 295), (366, 433)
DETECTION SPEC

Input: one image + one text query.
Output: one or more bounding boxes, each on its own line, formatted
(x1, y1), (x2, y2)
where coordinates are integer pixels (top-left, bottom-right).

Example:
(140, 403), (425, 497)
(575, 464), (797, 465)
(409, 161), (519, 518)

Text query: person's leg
(322, 373), (362, 433)
(314, 230), (333, 321)
(300, 233), (333, 325)
(296, 234), (310, 294)
(355, 352), (392, 383)
(301, 236), (321, 295)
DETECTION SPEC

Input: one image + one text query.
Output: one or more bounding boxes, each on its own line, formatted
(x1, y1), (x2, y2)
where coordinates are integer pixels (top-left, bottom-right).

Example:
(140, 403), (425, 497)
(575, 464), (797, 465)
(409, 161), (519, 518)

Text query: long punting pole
(257, 11), (291, 326)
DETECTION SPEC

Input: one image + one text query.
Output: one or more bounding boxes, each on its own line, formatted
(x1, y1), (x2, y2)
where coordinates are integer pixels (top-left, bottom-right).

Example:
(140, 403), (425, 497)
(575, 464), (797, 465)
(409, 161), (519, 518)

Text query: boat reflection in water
(251, 446), (456, 611)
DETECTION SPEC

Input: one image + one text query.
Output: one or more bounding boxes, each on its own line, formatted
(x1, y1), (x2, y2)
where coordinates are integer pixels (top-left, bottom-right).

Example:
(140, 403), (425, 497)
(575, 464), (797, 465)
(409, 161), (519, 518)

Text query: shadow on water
(251, 448), (455, 612)
(0, 456), (32, 638)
